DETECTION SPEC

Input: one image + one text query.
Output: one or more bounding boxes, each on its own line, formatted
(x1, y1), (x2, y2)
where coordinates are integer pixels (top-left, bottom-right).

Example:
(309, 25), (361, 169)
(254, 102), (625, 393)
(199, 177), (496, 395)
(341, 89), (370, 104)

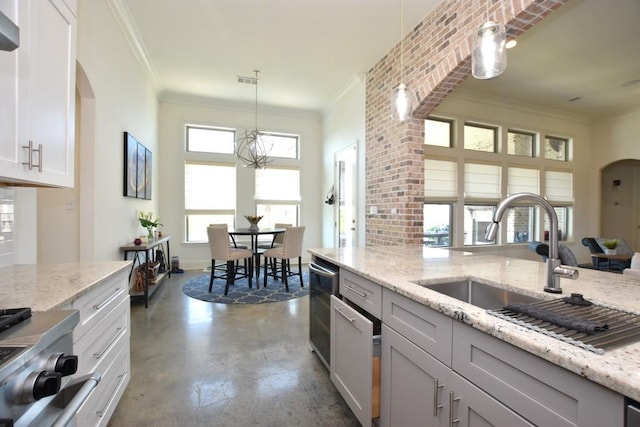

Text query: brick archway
(365, 0), (567, 246)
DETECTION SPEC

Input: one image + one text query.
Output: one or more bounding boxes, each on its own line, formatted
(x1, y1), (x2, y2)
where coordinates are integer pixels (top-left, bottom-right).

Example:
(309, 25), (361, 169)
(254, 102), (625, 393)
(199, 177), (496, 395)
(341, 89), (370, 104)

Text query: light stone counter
(0, 262), (132, 312)
(309, 245), (640, 401)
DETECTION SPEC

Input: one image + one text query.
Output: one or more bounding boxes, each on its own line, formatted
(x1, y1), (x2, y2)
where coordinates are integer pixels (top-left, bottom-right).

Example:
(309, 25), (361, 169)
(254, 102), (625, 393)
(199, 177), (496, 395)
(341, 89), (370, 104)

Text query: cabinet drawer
(75, 335), (130, 427)
(452, 322), (624, 427)
(76, 296), (130, 376)
(382, 288), (452, 365)
(340, 269), (382, 318)
(72, 273), (127, 343)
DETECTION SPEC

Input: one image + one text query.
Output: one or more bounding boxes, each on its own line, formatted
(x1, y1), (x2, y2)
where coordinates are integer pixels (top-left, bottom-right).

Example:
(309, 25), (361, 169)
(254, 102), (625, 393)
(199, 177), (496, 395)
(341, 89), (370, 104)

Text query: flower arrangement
(602, 239), (620, 250)
(244, 215), (263, 230)
(139, 211), (162, 239)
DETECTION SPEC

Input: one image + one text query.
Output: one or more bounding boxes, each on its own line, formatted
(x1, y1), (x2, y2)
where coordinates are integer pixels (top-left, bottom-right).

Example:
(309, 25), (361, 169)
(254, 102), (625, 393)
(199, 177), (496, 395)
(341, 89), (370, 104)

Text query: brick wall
(365, 0), (567, 246)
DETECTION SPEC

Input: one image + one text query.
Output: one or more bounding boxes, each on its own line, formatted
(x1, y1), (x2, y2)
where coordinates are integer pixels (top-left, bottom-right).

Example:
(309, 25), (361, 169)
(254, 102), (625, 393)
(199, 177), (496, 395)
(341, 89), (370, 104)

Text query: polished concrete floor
(108, 270), (360, 427)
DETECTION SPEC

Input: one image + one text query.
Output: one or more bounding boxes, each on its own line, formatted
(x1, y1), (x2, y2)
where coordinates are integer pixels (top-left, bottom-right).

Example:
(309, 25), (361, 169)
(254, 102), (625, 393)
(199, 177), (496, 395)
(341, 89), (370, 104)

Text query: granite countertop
(0, 262), (132, 312)
(309, 245), (640, 401)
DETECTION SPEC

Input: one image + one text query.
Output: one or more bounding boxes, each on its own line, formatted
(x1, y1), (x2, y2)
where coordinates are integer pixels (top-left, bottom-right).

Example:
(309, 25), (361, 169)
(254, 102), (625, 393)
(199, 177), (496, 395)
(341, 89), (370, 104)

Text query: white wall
(157, 96), (322, 269)
(35, 0), (159, 263)
(320, 76), (367, 247)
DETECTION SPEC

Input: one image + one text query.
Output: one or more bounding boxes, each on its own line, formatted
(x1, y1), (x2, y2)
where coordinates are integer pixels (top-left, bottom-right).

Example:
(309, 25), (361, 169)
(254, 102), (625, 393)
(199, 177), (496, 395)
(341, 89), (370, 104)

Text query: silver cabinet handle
(309, 262), (336, 279)
(33, 143), (42, 172)
(22, 141), (33, 170)
(97, 370), (128, 417)
(93, 288), (122, 310)
(343, 284), (367, 298)
(449, 391), (460, 426)
(433, 378), (444, 415)
(334, 307), (357, 323)
(93, 327), (124, 359)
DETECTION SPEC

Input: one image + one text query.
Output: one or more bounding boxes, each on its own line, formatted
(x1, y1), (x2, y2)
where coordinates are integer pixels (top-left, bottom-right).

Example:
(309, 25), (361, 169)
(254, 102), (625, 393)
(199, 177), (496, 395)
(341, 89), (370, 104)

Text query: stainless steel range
(0, 308), (100, 427)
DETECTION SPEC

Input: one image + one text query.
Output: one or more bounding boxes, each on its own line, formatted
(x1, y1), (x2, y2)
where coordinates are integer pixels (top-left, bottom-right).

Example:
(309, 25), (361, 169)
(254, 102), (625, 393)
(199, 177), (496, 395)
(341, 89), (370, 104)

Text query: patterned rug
(182, 270), (308, 304)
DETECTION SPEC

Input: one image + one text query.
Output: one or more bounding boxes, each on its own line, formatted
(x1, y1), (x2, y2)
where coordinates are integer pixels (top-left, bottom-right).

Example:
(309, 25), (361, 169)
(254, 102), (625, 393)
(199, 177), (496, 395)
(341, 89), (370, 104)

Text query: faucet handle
(553, 265), (579, 280)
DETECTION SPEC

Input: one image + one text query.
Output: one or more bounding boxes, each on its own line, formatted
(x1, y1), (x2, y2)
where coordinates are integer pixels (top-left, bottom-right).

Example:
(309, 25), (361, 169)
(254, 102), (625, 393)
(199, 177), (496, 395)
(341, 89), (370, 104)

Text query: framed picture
(144, 148), (152, 200)
(123, 132), (138, 198)
(123, 132), (152, 200)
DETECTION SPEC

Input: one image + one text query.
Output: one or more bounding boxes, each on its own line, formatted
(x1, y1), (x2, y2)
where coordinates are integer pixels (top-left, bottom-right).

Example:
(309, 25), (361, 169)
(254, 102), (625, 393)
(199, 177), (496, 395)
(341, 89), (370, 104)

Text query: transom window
(464, 123), (497, 152)
(186, 125), (235, 154)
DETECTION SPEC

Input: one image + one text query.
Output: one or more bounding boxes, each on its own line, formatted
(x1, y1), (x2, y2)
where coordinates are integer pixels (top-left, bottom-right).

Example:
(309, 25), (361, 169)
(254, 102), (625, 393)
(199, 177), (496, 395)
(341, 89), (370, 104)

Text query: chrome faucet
(484, 192), (579, 293)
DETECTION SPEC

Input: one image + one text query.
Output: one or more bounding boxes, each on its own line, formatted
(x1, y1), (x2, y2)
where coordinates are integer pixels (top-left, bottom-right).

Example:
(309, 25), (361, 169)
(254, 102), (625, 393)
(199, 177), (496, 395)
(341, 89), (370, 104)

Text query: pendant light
(391, 0), (413, 121)
(471, 2), (507, 80)
(234, 70), (273, 169)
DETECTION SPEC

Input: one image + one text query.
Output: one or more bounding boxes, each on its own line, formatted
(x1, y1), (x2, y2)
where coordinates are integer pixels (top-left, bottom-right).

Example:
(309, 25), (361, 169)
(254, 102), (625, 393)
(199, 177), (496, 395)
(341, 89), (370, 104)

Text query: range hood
(0, 11), (18, 51)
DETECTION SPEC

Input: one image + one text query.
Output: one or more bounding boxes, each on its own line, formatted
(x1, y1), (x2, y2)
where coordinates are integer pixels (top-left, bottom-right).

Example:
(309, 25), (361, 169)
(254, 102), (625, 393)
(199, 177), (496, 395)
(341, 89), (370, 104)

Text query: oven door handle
(309, 262), (337, 279)
(51, 373), (102, 427)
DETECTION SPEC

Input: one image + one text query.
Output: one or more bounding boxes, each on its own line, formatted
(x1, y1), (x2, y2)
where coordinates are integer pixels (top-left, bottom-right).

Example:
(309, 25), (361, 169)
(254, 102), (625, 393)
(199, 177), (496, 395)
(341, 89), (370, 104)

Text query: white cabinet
(330, 295), (374, 427)
(381, 324), (534, 427)
(0, 0), (76, 187)
(380, 287), (625, 427)
(70, 268), (130, 427)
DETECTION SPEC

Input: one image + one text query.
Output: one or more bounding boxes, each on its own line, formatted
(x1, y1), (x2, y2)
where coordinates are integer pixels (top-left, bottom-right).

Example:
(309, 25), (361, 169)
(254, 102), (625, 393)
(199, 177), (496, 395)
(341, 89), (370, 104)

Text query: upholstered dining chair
(262, 226), (305, 291)
(257, 223), (291, 250)
(207, 225), (253, 295)
(209, 223), (248, 249)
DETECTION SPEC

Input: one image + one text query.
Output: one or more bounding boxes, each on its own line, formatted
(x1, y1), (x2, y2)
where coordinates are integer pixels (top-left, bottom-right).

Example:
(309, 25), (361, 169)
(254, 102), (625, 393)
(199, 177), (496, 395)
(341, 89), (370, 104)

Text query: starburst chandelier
(234, 70), (273, 169)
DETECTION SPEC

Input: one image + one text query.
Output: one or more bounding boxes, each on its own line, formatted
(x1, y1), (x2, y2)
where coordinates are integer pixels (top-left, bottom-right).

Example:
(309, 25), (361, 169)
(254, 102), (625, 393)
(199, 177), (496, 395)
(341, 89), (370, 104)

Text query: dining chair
(207, 225), (254, 295)
(262, 226), (305, 291)
(209, 223), (248, 249)
(257, 223), (291, 250)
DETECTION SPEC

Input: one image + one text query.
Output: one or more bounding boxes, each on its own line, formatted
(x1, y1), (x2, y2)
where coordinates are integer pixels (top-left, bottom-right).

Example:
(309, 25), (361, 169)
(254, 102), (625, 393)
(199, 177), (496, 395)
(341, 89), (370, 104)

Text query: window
(544, 136), (569, 161)
(187, 125), (235, 154)
(464, 205), (494, 246)
(184, 163), (236, 242)
(505, 206), (534, 243)
(508, 167), (539, 195)
(507, 130), (535, 157)
(424, 159), (457, 198)
(464, 123), (497, 152)
(543, 207), (570, 241)
(255, 167), (300, 228)
(425, 118), (453, 147)
(464, 163), (501, 199)
(424, 115), (574, 247)
(183, 125), (302, 243)
(423, 204), (451, 247)
(263, 133), (299, 159)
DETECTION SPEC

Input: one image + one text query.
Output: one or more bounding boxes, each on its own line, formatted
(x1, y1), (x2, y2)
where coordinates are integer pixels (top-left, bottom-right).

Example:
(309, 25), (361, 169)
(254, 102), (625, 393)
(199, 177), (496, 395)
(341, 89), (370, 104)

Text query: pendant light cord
(400, 0), (404, 81)
(254, 70), (259, 131)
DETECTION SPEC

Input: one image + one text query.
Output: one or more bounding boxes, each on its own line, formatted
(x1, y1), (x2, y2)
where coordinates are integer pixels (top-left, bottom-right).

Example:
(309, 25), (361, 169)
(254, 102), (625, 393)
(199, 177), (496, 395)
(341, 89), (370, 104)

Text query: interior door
(335, 145), (357, 248)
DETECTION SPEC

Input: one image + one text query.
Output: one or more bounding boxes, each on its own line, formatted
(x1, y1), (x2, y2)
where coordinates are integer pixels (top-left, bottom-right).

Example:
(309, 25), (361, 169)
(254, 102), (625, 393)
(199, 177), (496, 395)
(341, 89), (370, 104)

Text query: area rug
(182, 270), (309, 304)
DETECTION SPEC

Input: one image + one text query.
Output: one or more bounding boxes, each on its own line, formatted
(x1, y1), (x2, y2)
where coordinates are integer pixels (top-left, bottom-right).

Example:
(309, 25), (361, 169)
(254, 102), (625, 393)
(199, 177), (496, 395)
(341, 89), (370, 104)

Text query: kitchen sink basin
(421, 280), (541, 309)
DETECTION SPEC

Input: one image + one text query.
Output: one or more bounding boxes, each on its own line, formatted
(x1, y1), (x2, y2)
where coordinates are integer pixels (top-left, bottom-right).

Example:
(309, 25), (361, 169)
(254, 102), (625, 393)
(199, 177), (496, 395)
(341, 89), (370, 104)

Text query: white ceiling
(119, 0), (640, 118)
(120, 0), (444, 113)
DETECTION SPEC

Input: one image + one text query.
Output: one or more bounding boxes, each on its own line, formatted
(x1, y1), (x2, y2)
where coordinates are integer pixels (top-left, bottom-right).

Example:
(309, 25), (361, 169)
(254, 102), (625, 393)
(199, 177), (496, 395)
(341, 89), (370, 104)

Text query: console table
(121, 235), (171, 307)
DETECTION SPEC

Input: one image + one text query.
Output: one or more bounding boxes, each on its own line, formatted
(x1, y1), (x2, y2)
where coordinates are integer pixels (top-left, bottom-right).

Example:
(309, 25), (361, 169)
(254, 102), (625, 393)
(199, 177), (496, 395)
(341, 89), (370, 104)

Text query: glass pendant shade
(472, 21), (507, 79)
(391, 83), (413, 121)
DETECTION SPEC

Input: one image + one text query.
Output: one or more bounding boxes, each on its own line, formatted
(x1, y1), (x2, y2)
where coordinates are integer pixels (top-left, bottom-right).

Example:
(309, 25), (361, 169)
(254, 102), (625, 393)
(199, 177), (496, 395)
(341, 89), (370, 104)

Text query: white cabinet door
(381, 324), (450, 427)
(450, 373), (534, 427)
(0, 0), (21, 180)
(330, 295), (373, 427)
(0, 0), (75, 187)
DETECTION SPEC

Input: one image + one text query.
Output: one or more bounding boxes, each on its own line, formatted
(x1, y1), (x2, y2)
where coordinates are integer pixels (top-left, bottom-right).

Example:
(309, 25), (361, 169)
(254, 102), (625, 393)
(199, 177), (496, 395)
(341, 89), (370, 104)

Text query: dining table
(229, 227), (286, 281)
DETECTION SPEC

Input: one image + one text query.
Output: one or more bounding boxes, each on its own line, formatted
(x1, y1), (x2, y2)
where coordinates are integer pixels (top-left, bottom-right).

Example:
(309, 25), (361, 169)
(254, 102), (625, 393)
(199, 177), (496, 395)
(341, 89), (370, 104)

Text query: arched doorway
(600, 159), (640, 250)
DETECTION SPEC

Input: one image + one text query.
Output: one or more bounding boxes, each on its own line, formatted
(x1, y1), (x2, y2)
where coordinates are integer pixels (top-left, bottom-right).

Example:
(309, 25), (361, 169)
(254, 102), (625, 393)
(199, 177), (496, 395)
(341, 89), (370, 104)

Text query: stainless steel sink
(421, 280), (541, 309)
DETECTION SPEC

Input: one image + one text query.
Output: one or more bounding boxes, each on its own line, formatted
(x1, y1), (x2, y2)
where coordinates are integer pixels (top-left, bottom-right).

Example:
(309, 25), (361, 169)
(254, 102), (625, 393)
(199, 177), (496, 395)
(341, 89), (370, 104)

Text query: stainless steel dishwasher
(309, 256), (339, 370)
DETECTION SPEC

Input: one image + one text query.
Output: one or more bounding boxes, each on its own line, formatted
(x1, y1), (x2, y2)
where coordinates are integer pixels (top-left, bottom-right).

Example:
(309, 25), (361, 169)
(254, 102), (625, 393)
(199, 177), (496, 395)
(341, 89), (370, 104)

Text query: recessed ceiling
(119, 0), (444, 113)
(457, 0), (640, 119)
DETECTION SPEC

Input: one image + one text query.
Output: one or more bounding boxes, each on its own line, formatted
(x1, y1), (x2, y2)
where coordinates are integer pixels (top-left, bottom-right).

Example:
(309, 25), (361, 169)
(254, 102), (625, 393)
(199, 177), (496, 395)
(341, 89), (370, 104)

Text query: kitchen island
(310, 246), (640, 426)
(0, 261), (132, 426)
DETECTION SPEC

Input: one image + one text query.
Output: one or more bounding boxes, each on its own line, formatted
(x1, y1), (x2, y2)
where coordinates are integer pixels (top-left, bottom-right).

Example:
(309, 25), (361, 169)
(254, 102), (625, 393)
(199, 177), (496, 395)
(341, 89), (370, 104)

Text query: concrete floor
(107, 270), (359, 427)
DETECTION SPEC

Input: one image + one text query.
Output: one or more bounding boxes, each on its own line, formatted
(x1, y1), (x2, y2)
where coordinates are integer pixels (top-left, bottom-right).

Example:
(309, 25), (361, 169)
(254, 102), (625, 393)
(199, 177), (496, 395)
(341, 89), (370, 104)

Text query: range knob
(54, 354), (78, 377)
(45, 353), (78, 377)
(32, 371), (61, 400)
